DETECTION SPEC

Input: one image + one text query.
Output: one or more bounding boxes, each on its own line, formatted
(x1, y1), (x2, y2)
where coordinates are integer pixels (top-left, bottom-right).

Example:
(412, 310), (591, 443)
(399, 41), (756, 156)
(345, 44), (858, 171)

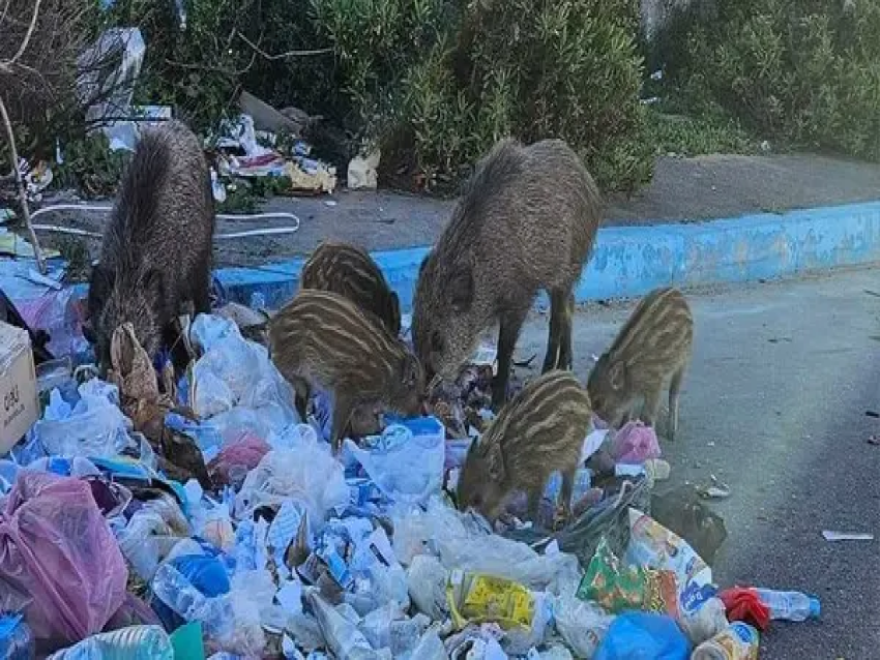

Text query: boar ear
(609, 361), (625, 390)
(448, 264), (474, 312)
(486, 443), (505, 483)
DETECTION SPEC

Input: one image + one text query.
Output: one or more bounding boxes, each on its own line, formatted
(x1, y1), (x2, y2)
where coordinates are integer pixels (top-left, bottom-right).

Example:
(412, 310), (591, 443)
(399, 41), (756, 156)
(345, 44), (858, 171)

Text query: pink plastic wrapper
(610, 421), (661, 464)
(0, 470), (128, 644)
(208, 433), (272, 486)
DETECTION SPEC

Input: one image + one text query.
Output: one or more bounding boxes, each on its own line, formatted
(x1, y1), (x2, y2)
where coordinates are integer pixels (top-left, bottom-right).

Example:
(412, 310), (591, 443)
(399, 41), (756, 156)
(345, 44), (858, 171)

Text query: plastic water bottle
(754, 588), (820, 621)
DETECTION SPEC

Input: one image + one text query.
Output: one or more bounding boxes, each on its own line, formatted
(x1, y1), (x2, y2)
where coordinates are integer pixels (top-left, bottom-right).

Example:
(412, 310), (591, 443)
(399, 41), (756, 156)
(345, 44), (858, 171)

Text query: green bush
(97, 0), (652, 192)
(667, 0), (880, 161)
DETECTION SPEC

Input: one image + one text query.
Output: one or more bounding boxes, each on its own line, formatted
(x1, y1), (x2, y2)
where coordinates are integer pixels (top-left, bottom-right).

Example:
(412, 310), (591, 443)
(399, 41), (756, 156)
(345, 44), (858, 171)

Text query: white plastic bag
(189, 313), (298, 428)
(552, 592), (614, 658)
(392, 498), (580, 591)
(32, 381), (132, 458)
(406, 555), (448, 620)
(344, 420), (444, 505)
(235, 436), (348, 526)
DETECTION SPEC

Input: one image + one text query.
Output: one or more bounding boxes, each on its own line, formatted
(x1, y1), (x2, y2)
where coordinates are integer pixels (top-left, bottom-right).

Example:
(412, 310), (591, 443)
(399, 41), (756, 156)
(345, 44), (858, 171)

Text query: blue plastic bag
(594, 612), (691, 660)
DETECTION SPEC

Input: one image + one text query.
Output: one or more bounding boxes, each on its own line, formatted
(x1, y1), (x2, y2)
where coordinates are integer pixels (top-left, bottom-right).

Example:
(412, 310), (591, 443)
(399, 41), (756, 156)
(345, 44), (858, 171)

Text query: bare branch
(0, 93), (46, 274)
(235, 31), (333, 60)
(1, 0), (43, 69)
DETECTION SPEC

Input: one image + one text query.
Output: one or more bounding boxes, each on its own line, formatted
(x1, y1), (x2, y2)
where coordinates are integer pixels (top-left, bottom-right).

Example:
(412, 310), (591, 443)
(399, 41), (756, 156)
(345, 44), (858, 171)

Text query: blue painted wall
(215, 201), (880, 311)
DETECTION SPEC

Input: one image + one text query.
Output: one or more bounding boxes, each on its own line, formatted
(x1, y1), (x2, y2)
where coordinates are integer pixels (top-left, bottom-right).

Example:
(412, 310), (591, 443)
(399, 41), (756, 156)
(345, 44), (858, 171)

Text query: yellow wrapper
(447, 570), (535, 630)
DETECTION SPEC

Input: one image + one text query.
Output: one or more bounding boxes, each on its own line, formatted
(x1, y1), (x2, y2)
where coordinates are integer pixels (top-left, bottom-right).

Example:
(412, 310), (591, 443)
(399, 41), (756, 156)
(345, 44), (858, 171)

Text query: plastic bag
(503, 476), (651, 568)
(392, 497), (580, 591)
(0, 614), (34, 660)
(344, 417), (445, 505)
(0, 471), (128, 643)
(15, 287), (89, 359)
(31, 380), (132, 458)
(594, 612), (690, 660)
(151, 562), (265, 657)
(609, 422), (661, 464)
(625, 508), (712, 588)
(235, 434), (348, 526)
(308, 590), (388, 660)
(189, 314), (297, 423)
(552, 592), (614, 658)
(207, 433), (271, 487)
(406, 555), (449, 619)
(46, 625), (174, 660)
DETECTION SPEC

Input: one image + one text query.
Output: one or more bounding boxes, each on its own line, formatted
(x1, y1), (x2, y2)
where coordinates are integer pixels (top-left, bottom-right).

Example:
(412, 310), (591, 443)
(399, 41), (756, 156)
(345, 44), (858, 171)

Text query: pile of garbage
(0, 295), (819, 659)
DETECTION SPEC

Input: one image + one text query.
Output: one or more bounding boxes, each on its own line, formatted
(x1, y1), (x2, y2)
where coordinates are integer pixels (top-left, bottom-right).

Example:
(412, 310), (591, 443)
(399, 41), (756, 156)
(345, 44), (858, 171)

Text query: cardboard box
(0, 321), (39, 455)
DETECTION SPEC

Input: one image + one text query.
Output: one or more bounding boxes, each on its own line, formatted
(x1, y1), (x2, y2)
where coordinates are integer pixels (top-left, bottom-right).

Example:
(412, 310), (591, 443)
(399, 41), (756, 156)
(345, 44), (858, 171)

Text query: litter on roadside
(0, 271), (824, 659)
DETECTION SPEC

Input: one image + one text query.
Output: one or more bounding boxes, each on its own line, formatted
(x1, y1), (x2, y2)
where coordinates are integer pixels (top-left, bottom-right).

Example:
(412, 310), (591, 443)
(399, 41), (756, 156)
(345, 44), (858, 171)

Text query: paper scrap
(822, 530), (874, 542)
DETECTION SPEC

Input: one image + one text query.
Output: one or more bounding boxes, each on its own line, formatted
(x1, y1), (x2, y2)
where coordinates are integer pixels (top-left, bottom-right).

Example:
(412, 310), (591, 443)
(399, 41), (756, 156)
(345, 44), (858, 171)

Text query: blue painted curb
(215, 200), (880, 311)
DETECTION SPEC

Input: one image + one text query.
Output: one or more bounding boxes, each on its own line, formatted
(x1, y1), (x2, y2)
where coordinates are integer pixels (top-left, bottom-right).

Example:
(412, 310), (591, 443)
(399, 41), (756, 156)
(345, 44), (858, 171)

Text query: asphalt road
(513, 268), (880, 659)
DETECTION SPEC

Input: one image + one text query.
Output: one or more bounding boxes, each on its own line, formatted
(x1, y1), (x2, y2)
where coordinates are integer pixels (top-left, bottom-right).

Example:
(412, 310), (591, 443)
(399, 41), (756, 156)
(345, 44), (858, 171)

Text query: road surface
(514, 268), (880, 659)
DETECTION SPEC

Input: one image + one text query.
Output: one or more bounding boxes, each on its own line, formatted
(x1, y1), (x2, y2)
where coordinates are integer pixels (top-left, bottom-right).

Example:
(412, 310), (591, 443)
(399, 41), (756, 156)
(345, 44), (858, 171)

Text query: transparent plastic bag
(235, 434), (348, 525)
(392, 498), (580, 592)
(552, 592), (614, 658)
(344, 418), (445, 505)
(32, 380), (132, 458)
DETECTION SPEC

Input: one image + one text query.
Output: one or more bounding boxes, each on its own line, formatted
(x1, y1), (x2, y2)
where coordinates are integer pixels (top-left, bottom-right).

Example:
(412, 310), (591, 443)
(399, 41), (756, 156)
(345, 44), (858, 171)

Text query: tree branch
(1, 0), (44, 70)
(0, 93), (46, 274)
(235, 31), (333, 61)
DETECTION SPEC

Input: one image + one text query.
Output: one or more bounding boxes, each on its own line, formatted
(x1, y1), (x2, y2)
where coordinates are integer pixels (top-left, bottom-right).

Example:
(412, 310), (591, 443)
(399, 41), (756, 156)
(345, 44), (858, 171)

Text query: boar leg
(526, 487), (543, 523)
(668, 366), (686, 441)
(330, 394), (354, 455)
(542, 290), (564, 372)
(557, 291), (575, 370)
(291, 376), (311, 421)
(492, 306), (529, 410)
(560, 466), (576, 518)
(640, 388), (663, 431)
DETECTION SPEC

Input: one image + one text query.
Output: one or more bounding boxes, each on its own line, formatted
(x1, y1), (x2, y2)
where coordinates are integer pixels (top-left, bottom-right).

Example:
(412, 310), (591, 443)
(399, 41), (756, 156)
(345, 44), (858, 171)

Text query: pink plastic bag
(208, 433), (271, 486)
(610, 421), (661, 464)
(0, 470), (128, 644)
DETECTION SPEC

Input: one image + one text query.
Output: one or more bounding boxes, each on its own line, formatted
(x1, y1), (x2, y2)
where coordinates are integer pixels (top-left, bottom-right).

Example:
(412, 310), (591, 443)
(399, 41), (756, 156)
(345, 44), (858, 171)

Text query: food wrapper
(625, 508), (712, 587)
(576, 538), (679, 618)
(446, 570), (535, 630)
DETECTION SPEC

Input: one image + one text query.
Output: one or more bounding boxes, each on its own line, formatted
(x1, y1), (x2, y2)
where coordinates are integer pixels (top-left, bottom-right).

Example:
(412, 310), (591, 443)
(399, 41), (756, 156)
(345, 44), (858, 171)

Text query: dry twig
(0, 94), (46, 273)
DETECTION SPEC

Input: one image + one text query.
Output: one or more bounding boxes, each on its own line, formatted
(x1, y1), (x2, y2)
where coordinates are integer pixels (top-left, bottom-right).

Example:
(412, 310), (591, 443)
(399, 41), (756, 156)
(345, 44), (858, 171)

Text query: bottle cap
(809, 597), (821, 618)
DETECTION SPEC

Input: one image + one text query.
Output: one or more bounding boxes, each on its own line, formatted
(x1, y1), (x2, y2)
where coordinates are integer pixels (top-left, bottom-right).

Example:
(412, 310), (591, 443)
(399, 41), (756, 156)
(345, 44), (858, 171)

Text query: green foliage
(645, 109), (758, 158)
(54, 133), (130, 198)
(667, 0), (880, 161)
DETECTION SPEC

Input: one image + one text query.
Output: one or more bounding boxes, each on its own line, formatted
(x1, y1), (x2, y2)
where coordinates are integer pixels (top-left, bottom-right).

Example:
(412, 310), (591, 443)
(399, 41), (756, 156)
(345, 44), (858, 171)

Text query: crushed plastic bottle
(754, 588), (820, 622)
(46, 625), (174, 659)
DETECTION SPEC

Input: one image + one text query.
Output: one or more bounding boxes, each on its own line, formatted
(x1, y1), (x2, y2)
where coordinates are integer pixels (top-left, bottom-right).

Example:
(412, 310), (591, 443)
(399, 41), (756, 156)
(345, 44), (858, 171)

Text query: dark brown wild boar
(587, 286), (693, 440)
(268, 289), (424, 453)
(456, 370), (592, 523)
(412, 138), (601, 409)
(300, 241), (401, 336)
(83, 120), (215, 370)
